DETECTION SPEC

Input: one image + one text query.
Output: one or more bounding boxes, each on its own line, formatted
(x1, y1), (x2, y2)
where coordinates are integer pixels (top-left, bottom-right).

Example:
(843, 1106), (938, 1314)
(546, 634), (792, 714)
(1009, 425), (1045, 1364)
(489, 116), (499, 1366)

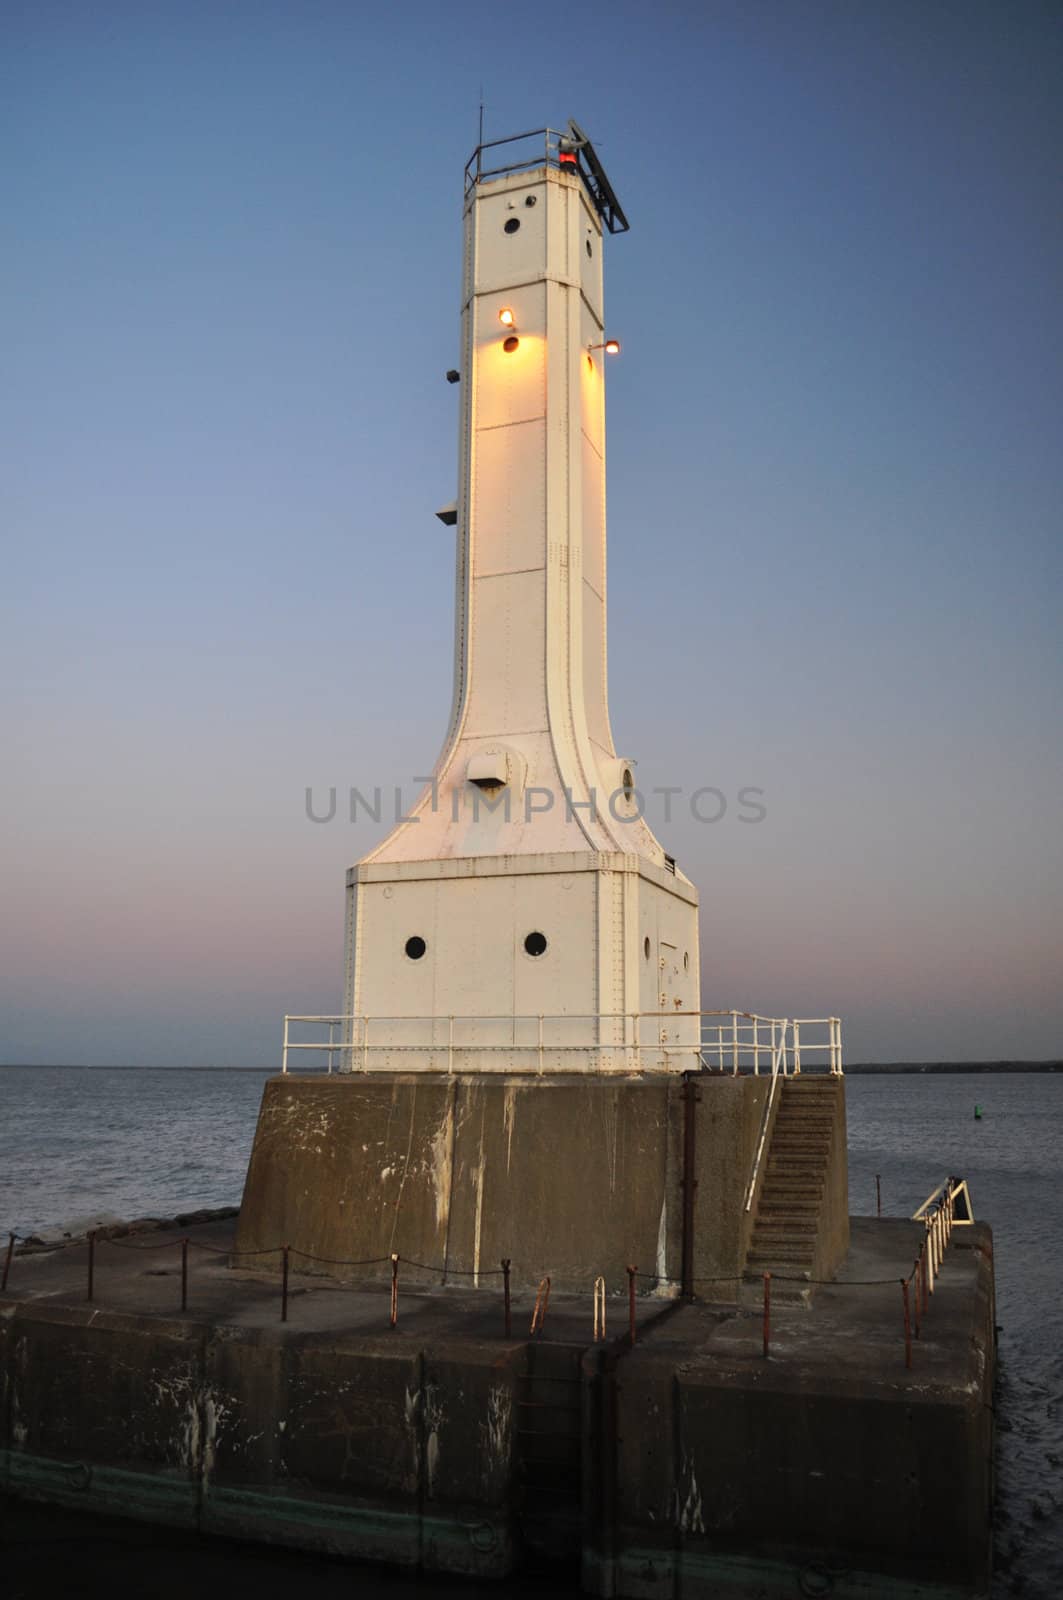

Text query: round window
(504, 218), (520, 234)
(525, 194), (537, 208)
(503, 336), (519, 353)
(404, 936), (427, 961)
(586, 238), (592, 258)
(524, 931), (548, 958)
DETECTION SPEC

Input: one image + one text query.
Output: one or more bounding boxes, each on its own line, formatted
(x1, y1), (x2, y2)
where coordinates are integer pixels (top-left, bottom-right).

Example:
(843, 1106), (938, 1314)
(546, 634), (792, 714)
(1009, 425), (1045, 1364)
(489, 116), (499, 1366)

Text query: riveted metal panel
(472, 419), (546, 579)
(472, 286), (547, 432)
(473, 173), (551, 297)
(463, 568), (548, 739)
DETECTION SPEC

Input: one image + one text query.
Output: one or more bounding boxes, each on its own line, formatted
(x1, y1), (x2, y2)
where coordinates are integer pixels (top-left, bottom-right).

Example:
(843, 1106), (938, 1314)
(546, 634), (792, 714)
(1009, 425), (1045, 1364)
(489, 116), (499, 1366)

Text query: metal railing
(279, 1011), (843, 1077)
(912, 1176), (973, 1300)
(464, 126), (567, 192)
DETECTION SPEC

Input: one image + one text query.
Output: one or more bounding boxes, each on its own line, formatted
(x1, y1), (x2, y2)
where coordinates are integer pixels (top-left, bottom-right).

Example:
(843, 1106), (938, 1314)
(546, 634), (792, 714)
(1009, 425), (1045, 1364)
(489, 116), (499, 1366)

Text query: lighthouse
(344, 124), (700, 1072)
(238, 123), (846, 1296)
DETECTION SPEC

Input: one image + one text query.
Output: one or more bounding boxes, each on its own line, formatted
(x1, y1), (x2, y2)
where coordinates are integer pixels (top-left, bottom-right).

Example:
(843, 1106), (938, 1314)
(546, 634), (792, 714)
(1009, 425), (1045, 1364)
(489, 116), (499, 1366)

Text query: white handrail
(744, 1073), (781, 1213)
(278, 1011), (844, 1076)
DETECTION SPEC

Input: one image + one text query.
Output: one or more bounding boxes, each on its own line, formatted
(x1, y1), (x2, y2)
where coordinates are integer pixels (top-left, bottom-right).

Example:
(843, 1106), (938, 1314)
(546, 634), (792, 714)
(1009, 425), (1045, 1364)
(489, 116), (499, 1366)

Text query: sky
(2, 1), (1060, 1065)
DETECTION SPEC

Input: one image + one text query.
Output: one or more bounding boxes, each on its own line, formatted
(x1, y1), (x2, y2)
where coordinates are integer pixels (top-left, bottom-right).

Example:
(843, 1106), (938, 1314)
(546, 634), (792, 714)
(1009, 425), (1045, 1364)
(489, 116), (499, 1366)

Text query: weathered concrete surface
(235, 1072), (834, 1297)
(816, 1076), (850, 1278)
(1, 1214), (993, 1596)
(585, 1219), (996, 1600)
(0, 1219), (527, 1576)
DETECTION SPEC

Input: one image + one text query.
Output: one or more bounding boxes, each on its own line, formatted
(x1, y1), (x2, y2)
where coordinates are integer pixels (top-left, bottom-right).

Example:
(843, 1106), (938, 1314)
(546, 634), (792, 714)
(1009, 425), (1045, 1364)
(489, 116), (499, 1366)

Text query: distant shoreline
(0, 1060), (1059, 1074)
(845, 1061), (1061, 1074)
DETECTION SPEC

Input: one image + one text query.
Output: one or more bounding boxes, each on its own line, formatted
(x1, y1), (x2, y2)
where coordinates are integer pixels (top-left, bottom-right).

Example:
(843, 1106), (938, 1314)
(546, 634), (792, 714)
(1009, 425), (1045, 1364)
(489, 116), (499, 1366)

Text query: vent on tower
(467, 750), (510, 791)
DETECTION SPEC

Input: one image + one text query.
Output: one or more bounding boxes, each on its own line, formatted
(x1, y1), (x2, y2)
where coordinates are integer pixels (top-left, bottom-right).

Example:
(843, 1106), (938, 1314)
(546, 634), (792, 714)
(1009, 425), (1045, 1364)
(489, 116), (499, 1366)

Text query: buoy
(974, 1104), (983, 1120)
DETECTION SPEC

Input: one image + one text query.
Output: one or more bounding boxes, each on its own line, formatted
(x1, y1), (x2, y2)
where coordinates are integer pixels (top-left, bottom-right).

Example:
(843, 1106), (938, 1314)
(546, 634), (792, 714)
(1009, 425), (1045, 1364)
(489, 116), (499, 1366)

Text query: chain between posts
(3, 1182), (963, 1364)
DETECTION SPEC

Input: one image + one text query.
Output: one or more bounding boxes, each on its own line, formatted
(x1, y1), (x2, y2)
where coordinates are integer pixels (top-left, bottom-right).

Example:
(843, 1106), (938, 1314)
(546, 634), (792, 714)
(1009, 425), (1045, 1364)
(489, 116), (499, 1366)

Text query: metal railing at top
(463, 126), (568, 193)
(279, 1012), (843, 1078)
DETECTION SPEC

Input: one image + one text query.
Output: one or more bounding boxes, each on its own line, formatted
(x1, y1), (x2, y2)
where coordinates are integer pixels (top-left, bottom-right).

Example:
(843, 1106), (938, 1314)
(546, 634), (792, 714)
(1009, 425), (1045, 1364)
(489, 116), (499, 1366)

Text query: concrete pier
(234, 1072), (848, 1296)
(1, 1213), (994, 1597)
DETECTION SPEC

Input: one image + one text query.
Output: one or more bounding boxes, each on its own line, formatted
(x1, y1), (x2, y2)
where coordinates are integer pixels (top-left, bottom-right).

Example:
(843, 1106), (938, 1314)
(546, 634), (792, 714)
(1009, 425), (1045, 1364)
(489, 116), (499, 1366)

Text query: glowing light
(604, 339), (621, 355)
(498, 307), (515, 327)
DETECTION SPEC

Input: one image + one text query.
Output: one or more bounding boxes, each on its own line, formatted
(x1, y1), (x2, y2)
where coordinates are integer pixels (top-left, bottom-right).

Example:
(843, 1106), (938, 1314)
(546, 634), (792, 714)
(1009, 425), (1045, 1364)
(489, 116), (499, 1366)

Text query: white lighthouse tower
(240, 125), (846, 1298)
(344, 124), (700, 1071)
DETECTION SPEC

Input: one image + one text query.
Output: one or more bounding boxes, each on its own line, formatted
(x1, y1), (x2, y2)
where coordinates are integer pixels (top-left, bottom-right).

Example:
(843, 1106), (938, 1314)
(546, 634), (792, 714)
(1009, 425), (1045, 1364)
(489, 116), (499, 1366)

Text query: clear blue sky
(3, 1), (1060, 1064)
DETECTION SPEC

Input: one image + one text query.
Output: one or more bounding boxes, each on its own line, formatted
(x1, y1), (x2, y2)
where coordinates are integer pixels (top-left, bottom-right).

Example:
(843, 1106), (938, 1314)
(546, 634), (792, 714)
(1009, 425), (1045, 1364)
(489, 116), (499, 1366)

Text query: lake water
(1, 1066), (1060, 1597)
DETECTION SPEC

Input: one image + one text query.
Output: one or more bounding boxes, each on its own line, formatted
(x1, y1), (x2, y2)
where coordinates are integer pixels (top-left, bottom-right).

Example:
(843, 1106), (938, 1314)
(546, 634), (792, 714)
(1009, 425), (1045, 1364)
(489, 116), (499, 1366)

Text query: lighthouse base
(1, 1214), (994, 1599)
(234, 1071), (848, 1295)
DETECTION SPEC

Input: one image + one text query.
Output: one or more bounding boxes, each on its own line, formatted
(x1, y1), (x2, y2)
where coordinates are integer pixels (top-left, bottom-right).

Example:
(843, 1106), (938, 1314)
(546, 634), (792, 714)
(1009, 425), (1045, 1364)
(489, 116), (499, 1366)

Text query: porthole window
(525, 194), (537, 208)
(404, 936), (427, 961)
(524, 931), (548, 958)
(503, 336), (519, 353)
(585, 238), (592, 258)
(644, 936), (651, 960)
(504, 217), (520, 234)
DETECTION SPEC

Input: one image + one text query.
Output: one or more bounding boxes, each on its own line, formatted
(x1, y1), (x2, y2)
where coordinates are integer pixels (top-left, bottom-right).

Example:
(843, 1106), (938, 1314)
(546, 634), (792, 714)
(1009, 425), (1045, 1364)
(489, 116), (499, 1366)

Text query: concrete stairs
(746, 1077), (843, 1289)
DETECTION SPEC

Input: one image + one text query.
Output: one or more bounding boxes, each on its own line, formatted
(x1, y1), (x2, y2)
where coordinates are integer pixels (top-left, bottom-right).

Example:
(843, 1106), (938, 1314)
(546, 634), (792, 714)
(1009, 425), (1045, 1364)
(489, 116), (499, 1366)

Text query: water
(1, 1066), (1060, 1596)
(1, 1066), (269, 1237)
(845, 1072), (1063, 1598)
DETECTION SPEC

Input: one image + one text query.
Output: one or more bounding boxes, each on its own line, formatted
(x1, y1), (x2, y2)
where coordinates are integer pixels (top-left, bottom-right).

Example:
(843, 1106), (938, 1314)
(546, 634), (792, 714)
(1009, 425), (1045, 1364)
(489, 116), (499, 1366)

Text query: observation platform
(0, 1209), (994, 1598)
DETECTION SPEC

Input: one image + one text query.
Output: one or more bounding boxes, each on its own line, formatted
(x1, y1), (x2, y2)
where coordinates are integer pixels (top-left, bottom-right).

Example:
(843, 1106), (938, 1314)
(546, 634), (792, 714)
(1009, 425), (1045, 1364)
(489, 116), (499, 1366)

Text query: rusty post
(593, 1276), (606, 1342)
(530, 1276), (551, 1336)
(87, 1230), (96, 1303)
(1, 1232), (15, 1292)
(876, 1174), (882, 1217)
(281, 1245), (290, 1323)
(390, 1252), (399, 1329)
(922, 1243), (930, 1317)
(501, 1258), (511, 1339)
(902, 1278), (912, 1369)
(627, 1265), (637, 1345)
(180, 1237), (189, 1313)
(913, 1257), (921, 1339)
(762, 1271), (771, 1358)
(681, 1074), (699, 1299)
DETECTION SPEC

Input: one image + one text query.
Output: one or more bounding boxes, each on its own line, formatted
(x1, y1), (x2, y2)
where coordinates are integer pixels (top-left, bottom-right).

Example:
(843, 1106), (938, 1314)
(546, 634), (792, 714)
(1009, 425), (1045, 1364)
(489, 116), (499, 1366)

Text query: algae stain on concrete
(429, 1095), (456, 1232)
(479, 1384), (511, 1482)
(605, 1086), (620, 1195)
(472, 1102), (487, 1285)
(423, 1385), (446, 1498)
(677, 1454), (705, 1534)
(388, 1084), (422, 1251)
(502, 1084), (520, 1172)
